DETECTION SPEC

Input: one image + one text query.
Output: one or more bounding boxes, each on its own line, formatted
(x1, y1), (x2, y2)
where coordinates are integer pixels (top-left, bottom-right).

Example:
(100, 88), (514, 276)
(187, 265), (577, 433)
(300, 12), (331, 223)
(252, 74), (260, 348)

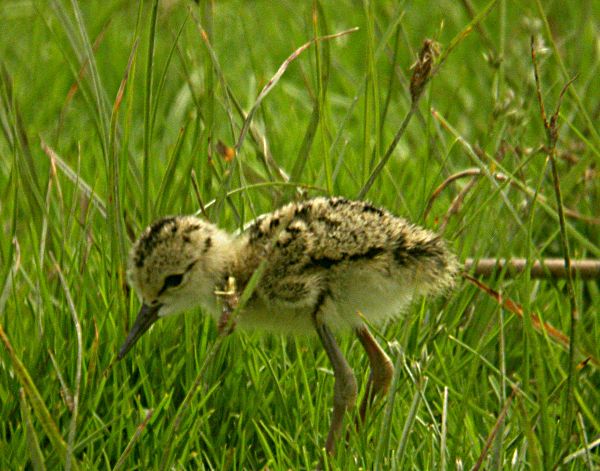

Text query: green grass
(1, 0), (599, 469)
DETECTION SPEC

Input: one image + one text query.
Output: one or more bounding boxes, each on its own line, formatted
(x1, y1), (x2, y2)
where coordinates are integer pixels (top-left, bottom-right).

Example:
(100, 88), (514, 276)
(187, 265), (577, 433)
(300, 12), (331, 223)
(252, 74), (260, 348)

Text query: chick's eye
(163, 273), (184, 290)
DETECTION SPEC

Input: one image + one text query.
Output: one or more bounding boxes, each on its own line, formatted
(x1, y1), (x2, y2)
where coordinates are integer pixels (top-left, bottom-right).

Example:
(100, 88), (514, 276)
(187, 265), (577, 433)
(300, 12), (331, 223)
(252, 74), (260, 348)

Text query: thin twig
(438, 177), (477, 233)
(190, 169), (209, 220)
(471, 388), (517, 471)
(358, 38), (439, 199)
(562, 436), (600, 465)
(465, 258), (600, 280)
(358, 101), (418, 199)
(235, 26), (359, 153)
(531, 36), (579, 445)
(462, 273), (598, 368)
(41, 140), (107, 218)
(431, 109), (600, 256)
(425, 167), (600, 224)
(113, 409), (153, 471)
(424, 168), (489, 219)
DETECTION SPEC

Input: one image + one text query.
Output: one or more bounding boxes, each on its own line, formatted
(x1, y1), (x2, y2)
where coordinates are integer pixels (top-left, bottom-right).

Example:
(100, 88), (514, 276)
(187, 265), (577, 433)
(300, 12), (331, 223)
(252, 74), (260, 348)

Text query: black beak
(118, 303), (162, 360)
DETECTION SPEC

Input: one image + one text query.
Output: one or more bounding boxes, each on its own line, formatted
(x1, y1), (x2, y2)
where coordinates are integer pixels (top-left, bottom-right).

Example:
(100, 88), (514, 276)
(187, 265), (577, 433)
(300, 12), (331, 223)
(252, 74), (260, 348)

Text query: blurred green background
(0, 0), (598, 469)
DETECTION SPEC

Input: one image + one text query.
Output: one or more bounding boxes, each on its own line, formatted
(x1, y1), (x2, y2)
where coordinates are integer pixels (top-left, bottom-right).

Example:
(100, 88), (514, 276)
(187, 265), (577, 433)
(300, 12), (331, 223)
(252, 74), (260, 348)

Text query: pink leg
(356, 326), (394, 422)
(313, 309), (357, 454)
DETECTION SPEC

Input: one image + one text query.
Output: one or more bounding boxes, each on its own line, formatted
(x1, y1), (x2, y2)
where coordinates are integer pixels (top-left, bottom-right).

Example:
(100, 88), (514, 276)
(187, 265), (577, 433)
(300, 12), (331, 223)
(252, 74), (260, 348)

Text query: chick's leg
(355, 325), (394, 422)
(313, 302), (357, 454)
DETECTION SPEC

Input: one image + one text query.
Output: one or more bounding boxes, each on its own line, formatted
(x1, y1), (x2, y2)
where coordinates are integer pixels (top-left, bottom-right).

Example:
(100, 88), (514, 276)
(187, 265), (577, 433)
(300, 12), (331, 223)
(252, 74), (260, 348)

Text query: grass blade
(113, 409), (153, 471)
(19, 388), (47, 471)
(142, 0), (159, 221)
(0, 325), (80, 470)
(51, 255), (83, 471)
(395, 376), (428, 470)
(235, 26), (358, 153)
(41, 140), (107, 218)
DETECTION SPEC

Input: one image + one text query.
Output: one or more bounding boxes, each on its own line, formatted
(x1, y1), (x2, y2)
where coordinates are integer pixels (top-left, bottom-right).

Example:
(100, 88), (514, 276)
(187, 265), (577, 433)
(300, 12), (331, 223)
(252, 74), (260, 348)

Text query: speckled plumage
(121, 196), (459, 455)
(127, 196), (458, 333)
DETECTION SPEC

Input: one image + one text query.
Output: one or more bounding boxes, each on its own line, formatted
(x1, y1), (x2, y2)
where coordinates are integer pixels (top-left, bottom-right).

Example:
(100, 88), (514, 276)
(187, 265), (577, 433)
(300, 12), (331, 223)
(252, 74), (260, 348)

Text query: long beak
(118, 303), (162, 360)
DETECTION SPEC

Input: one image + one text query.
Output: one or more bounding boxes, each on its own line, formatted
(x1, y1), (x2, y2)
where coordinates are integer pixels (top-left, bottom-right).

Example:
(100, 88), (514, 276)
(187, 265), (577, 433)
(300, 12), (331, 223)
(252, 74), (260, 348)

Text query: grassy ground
(1, 0), (599, 469)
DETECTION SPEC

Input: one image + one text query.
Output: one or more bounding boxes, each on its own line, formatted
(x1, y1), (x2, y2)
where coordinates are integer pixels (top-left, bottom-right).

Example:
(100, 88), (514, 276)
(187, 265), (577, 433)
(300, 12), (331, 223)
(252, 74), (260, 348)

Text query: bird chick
(119, 196), (459, 454)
